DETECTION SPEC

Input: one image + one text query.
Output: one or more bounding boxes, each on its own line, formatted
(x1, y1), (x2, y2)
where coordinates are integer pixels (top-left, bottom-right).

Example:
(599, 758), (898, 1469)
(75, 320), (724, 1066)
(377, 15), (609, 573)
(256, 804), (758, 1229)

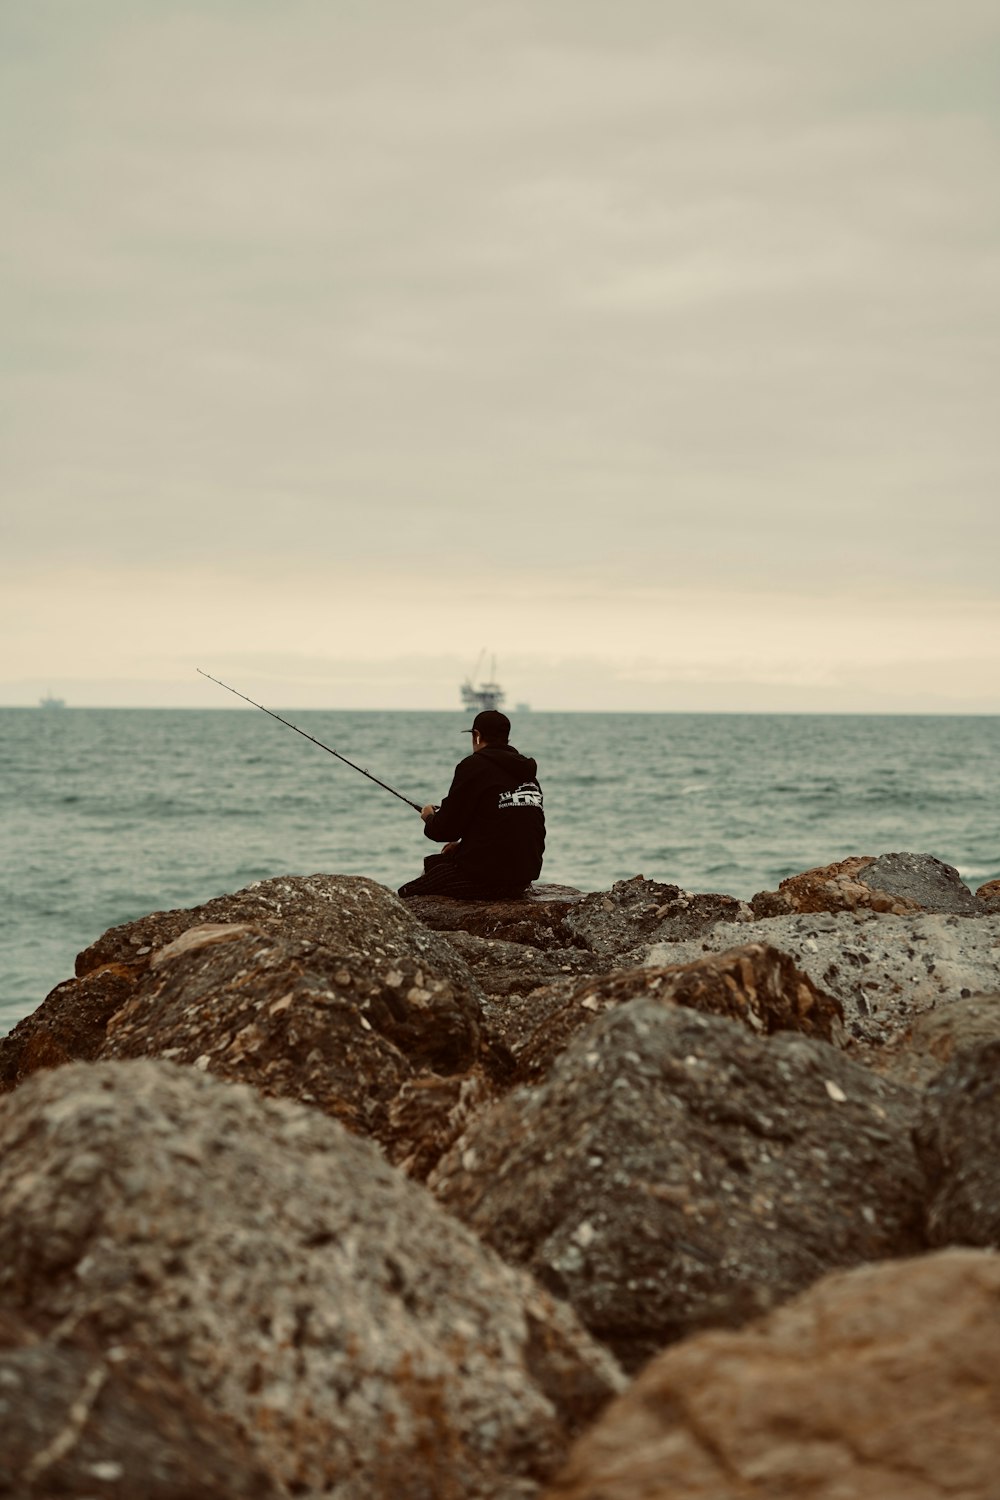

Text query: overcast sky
(3, 1), (998, 711)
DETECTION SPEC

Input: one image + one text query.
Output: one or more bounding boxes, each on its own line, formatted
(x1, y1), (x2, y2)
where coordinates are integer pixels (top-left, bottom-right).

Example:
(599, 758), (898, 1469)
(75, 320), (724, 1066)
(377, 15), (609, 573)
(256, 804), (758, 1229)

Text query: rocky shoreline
(1, 851), (998, 1497)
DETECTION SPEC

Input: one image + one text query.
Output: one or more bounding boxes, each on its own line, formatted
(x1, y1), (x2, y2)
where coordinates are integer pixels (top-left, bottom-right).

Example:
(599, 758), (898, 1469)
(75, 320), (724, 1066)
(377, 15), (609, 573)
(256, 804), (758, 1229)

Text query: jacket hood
(476, 744), (538, 785)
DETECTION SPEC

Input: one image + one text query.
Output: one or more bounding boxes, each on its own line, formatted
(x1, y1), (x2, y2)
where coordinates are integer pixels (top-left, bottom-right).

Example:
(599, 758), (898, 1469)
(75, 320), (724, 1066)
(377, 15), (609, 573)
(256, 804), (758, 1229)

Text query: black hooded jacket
(423, 744), (544, 894)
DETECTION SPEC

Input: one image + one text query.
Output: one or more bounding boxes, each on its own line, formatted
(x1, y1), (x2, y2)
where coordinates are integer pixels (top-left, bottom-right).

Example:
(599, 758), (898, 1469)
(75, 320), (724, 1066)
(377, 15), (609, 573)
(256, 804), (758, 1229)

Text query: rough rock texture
(543, 1250), (1000, 1500)
(439, 930), (599, 1000)
(642, 911), (1000, 1046)
(514, 945), (845, 1084)
(0, 1061), (624, 1500)
(915, 1039), (1000, 1249)
(76, 873), (476, 985)
(977, 878), (1000, 913)
(401, 885), (586, 950)
(563, 876), (751, 959)
(751, 852), (979, 919)
(92, 922), (497, 1174)
(431, 1002), (924, 1372)
(861, 991), (1000, 1088)
(0, 1310), (280, 1499)
(0, 965), (136, 1093)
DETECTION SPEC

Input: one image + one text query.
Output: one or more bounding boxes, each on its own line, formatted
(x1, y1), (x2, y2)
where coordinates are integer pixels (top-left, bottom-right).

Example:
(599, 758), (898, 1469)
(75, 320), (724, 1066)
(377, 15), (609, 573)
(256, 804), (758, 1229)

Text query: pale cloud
(2, 1), (998, 707)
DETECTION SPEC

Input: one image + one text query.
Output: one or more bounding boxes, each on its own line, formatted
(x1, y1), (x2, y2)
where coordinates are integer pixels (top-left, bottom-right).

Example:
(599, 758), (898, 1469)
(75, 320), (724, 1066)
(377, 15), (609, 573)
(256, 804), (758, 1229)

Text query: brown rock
(543, 1249), (1000, 1500)
(515, 944), (845, 1083)
(76, 873), (476, 983)
(0, 1310), (280, 1499)
(0, 965), (136, 1094)
(977, 878), (1000, 913)
(431, 1001), (925, 1372)
(752, 852), (979, 920)
(0, 1060), (624, 1500)
(915, 1038), (1000, 1249)
(97, 923), (492, 1175)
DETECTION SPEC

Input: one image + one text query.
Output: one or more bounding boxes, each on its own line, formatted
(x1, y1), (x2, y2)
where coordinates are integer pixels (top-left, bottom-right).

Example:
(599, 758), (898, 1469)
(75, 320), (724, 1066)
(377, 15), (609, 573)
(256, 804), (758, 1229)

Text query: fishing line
(197, 669), (422, 811)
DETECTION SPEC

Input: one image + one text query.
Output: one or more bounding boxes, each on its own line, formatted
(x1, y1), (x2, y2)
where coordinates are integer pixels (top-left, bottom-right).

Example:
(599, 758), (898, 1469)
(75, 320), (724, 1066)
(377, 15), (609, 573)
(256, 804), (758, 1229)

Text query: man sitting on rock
(398, 710), (545, 900)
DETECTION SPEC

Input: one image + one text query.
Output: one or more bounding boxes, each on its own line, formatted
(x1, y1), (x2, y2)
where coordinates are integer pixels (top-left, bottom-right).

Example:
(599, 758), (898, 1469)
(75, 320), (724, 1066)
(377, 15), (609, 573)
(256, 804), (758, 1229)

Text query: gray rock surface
(642, 911), (1000, 1044)
(0, 1310), (280, 1499)
(0, 1061), (623, 1500)
(915, 1039), (1000, 1249)
(563, 877), (751, 958)
(543, 1250), (1000, 1500)
(861, 991), (1000, 1088)
(431, 1002), (925, 1372)
(859, 851), (980, 915)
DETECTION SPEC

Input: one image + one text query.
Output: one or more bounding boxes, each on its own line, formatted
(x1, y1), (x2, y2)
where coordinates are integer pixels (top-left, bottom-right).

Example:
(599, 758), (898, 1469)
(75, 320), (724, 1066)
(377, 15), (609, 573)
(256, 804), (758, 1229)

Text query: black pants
(397, 851), (526, 901)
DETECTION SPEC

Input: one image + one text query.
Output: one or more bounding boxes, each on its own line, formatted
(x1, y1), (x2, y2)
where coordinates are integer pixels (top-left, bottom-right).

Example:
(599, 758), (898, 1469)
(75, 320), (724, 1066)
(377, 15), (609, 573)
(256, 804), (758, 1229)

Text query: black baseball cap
(462, 709), (510, 742)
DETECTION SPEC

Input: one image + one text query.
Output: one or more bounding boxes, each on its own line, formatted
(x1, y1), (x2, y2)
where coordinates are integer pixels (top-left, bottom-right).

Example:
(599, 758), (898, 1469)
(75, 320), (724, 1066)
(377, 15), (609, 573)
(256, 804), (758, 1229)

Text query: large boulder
(543, 1250), (1000, 1500)
(563, 876), (750, 960)
(1, 877), (496, 1178)
(94, 922), (495, 1173)
(864, 991), (1000, 1089)
(0, 1061), (623, 1500)
(914, 1039), (1000, 1249)
(641, 911), (1000, 1046)
(514, 945), (845, 1084)
(0, 1310), (280, 1499)
(431, 1002), (925, 1372)
(752, 852), (979, 919)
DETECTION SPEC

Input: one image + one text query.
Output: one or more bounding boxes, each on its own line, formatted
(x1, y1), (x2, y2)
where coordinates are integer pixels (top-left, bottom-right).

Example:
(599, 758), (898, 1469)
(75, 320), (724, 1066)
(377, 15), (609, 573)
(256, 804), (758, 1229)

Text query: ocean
(2, 707), (997, 1037)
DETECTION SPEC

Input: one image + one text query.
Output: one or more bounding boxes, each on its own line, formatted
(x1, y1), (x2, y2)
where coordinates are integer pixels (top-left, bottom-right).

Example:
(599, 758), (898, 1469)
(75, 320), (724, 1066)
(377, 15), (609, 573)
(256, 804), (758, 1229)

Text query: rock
(861, 991), (1000, 1088)
(0, 1309), (280, 1499)
(563, 876), (751, 960)
(0, 965), (136, 1094)
(542, 1249), (1000, 1500)
(751, 851), (979, 919)
(73, 872), (476, 989)
(0, 1061), (624, 1500)
(915, 1039), (1000, 1249)
(431, 1002), (924, 1373)
(439, 930), (599, 1000)
(95, 922), (499, 1177)
(977, 878), (1000, 914)
(402, 884), (586, 950)
(641, 911), (1000, 1047)
(515, 945), (845, 1084)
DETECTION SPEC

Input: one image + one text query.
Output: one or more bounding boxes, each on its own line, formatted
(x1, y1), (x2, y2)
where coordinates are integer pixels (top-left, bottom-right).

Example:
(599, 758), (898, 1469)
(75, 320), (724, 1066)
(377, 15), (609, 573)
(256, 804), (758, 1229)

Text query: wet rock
(563, 876), (751, 960)
(515, 945), (845, 1084)
(402, 884), (586, 950)
(0, 1061), (624, 1500)
(859, 991), (1000, 1089)
(751, 851), (979, 919)
(0, 1310), (280, 1499)
(641, 911), (1000, 1047)
(543, 1249), (1000, 1500)
(431, 1002), (924, 1373)
(915, 1039), (1000, 1249)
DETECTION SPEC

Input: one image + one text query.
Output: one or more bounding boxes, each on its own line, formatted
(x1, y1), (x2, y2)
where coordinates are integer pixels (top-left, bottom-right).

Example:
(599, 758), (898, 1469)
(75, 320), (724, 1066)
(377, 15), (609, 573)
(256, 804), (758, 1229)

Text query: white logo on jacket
(498, 782), (543, 810)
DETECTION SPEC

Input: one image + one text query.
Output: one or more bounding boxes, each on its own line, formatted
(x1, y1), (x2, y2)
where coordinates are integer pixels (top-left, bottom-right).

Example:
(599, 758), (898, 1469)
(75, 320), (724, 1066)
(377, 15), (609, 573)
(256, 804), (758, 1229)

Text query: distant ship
(39, 695), (67, 709)
(460, 652), (505, 713)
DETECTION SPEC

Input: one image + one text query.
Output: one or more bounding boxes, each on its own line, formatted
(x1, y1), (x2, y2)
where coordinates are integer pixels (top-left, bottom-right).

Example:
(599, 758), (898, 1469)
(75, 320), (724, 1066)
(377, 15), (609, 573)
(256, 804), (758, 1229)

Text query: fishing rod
(197, 669), (422, 812)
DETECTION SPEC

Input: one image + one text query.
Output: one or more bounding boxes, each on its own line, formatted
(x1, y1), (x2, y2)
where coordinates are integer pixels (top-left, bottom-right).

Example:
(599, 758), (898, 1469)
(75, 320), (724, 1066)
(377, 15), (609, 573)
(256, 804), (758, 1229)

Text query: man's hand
(420, 804), (438, 822)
